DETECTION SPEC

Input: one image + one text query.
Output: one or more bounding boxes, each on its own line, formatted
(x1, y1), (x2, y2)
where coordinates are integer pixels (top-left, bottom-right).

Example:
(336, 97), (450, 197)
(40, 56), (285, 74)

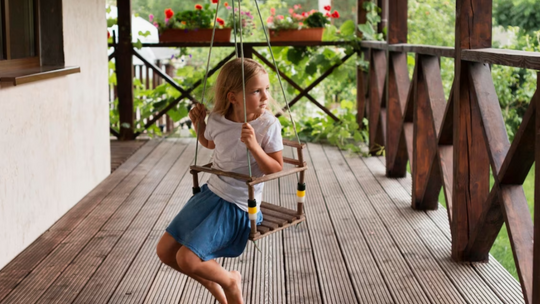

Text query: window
(0, 4), (3, 60)
(0, 0), (77, 86)
(0, 0), (39, 69)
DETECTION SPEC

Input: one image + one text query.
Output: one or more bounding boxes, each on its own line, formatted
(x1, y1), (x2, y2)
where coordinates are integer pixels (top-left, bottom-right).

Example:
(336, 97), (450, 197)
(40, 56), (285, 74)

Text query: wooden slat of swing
(250, 201), (306, 241)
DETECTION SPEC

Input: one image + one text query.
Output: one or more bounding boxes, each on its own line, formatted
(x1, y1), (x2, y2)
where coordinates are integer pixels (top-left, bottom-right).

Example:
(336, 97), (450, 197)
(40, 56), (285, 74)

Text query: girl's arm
(189, 103), (215, 150)
(241, 123), (283, 174)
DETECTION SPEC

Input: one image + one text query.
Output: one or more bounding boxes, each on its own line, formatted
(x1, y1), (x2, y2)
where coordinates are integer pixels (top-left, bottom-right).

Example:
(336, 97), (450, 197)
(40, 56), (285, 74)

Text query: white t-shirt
(204, 110), (283, 212)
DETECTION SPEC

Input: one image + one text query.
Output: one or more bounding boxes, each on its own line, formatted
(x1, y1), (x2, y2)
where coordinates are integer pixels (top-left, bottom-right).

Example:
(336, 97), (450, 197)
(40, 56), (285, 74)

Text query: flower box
(269, 28), (324, 42)
(159, 28), (232, 43)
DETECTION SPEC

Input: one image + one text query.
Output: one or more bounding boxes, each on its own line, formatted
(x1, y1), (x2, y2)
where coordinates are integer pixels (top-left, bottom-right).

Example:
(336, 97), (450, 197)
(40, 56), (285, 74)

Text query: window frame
(0, 0), (41, 72)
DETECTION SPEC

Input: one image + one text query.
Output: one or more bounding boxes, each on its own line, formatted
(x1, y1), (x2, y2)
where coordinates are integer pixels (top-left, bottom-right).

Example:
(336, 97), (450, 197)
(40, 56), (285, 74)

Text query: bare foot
(223, 271), (243, 304)
(202, 281), (227, 304)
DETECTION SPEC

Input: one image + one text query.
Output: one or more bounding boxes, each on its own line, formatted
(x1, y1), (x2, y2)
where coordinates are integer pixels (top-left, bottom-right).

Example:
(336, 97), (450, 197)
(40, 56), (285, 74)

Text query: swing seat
(190, 139), (308, 241)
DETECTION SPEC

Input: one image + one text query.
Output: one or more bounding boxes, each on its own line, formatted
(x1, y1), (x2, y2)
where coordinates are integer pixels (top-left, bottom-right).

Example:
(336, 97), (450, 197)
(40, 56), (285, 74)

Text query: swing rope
(193, 0), (303, 180)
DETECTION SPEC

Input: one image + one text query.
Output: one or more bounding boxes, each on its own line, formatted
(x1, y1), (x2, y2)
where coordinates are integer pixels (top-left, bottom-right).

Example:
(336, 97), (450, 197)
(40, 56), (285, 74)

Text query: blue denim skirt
(166, 184), (263, 261)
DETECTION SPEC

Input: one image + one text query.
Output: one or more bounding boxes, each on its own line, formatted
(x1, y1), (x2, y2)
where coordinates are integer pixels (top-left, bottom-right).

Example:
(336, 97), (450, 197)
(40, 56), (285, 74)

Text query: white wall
(0, 0), (110, 269)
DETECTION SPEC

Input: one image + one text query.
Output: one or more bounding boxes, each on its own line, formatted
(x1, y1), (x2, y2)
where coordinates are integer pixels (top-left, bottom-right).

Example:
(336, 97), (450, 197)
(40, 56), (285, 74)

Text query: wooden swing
(188, 0), (307, 241)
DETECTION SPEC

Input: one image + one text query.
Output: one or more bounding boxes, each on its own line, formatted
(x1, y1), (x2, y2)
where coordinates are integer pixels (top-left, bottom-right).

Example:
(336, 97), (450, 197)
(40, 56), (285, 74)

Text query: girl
(156, 58), (283, 304)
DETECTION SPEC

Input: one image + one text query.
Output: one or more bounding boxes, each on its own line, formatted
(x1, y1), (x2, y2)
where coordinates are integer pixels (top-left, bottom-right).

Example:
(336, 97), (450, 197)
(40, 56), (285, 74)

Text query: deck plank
(71, 140), (206, 304)
(0, 139), (526, 304)
(108, 141), (212, 304)
(360, 156), (505, 303)
(380, 157), (525, 304)
(308, 143), (396, 304)
(281, 147), (323, 304)
(252, 178), (285, 304)
(67, 139), (188, 304)
(328, 145), (466, 304)
(0, 140), (173, 304)
(0, 139), (159, 303)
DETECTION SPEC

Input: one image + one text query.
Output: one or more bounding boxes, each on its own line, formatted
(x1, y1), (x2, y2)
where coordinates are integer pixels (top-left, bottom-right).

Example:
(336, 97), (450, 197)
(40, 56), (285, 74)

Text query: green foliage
(357, 1), (384, 41)
(491, 28), (539, 140)
(304, 12), (330, 28)
(279, 101), (368, 153)
(494, 0), (540, 34)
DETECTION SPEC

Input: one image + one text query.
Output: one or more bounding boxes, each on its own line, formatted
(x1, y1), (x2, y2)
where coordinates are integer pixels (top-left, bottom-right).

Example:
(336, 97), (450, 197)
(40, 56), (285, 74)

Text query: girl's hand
(241, 123), (258, 150)
(189, 103), (207, 126)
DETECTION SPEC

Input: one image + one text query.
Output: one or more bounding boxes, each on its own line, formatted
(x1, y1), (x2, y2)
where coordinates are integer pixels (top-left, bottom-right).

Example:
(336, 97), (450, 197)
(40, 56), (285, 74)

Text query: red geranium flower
(212, 0), (219, 3)
(216, 17), (225, 25)
(164, 8), (174, 19)
(224, 2), (229, 6)
(324, 5), (331, 11)
(325, 12), (331, 17)
(331, 10), (340, 18)
(195, 4), (203, 10)
(107, 31), (111, 39)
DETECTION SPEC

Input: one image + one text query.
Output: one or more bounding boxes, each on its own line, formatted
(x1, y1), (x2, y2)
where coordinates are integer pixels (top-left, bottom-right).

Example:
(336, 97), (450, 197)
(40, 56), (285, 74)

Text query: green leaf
(287, 47), (304, 65)
(340, 20), (356, 36)
(305, 61), (317, 76)
(138, 30), (151, 37)
(107, 18), (117, 28)
(322, 25), (338, 41)
(133, 39), (143, 49)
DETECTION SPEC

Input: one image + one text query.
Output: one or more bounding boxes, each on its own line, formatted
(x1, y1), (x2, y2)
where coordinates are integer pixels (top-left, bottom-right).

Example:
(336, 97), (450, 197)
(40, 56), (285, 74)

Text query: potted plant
(267, 5), (340, 42)
(156, 1), (233, 43)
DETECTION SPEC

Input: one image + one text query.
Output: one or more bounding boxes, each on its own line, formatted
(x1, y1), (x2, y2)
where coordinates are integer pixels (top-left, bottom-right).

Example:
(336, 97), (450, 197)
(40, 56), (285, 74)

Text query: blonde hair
(213, 58), (269, 116)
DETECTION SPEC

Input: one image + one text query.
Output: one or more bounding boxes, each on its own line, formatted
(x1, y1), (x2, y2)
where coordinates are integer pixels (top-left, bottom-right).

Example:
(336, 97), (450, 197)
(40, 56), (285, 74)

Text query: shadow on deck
(0, 138), (524, 303)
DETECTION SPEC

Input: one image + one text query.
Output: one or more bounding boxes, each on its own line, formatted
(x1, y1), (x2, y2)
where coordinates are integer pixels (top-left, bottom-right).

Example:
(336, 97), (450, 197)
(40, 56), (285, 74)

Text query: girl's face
(229, 72), (271, 120)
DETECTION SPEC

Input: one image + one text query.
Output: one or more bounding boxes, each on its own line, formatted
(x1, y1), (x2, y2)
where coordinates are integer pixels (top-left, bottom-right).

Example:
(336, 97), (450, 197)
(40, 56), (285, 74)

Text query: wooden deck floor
(0, 138), (525, 304)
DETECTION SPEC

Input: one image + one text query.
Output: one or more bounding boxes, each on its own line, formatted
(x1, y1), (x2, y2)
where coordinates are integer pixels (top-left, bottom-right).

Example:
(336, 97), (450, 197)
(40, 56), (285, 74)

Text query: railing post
(236, 44), (253, 59)
(452, 0), (492, 261)
(534, 72), (540, 304)
(356, 0), (368, 128)
(116, 0), (135, 140)
(385, 0), (408, 177)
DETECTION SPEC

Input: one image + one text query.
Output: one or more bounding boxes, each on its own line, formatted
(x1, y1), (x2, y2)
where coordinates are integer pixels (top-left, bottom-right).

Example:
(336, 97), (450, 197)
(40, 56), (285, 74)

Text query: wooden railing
(358, 1), (540, 303)
(108, 61), (175, 136)
(110, 2), (354, 140)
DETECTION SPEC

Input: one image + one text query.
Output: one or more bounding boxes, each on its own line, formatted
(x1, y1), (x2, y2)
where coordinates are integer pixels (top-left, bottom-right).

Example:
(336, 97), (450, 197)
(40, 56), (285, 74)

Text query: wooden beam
(116, 0), (134, 140)
(387, 0), (407, 44)
(501, 185), (534, 304)
(534, 72), (540, 304)
(280, 52), (354, 113)
(387, 44), (455, 58)
(462, 62), (510, 261)
(385, 52), (409, 177)
(252, 50), (340, 122)
(369, 49), (387, 154)
(465, 87), (536, 263)
(498, 96), (537, 185)
(412, 55), (445, 210)
(134, 51), (236, 136)
(452, 0), (492, 262)
(462, 48), (540, 70)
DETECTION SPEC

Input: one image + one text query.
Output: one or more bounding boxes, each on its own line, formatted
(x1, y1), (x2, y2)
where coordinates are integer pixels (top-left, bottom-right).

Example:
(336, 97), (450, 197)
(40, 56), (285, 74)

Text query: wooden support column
(116, 0), (134, 140)
(165, 63), (175, 133)
(237, 44), (253, 59)
(385, 0), (408, 177)
(356, 0), (369, 128)
(534, 72), (540, 304)
(452, 0), (492, 261)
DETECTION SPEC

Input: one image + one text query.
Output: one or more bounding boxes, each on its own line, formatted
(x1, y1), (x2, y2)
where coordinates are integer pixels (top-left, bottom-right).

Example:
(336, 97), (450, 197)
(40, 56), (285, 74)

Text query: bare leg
(156, 232), (228, 304)
(176, 246), (243, 304)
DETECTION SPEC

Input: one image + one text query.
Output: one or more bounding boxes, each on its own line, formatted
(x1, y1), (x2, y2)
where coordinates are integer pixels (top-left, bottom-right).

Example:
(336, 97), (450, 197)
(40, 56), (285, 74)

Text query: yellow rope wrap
(248, 206), (258, 214)
(297, 190), (306, 198)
